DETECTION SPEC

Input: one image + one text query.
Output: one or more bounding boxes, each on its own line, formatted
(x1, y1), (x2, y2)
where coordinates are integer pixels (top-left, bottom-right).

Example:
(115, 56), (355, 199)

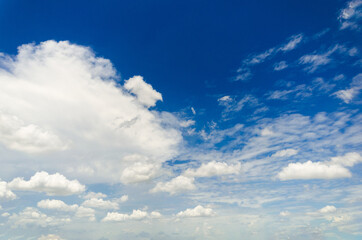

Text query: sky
(0, 0), (361, 239)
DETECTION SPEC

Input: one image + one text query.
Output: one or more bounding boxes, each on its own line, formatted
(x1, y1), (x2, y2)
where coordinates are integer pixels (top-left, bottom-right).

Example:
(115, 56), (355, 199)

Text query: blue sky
(0, 0), (361, 240)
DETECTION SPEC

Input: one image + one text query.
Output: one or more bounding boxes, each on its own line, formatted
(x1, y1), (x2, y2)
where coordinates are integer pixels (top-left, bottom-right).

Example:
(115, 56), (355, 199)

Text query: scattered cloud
(319, 205), (337, 214)
(38, 234), (65, 240)
(176, 205), (215, 218)
(272, 149), (298, 157)
(183, 161), (241, 177)
(150, 176), (196, 195)
(338, 0), (362, 30)
(75, 206), (95, 221)
(124, 75), (163, 107)
(0, 180), (16, 200)
(8, 171), (85, 196)
(119, 195), (128, 202)
(279, 34), (303, 52)
(120, 162), (161, 184)
(82, 198), (119, 210)
(333, 73), (362, 103)
(102, 209), (148, 222)
(37, 199), (78, 212)
(280, 211), (290, 217)
(83, 192), (107, 199)
(273, 61), (288, 71)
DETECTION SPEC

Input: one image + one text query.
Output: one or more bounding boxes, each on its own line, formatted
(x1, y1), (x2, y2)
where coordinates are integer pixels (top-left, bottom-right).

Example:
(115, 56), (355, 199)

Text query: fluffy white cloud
(183, 161), (241, 178)
(120, 162), (161, 184)
(0, 111), (67, 153)
(272, 149), (298, 157)
(330, 152), (362, 167)
(279, 211), (290, 217)
(278, 161), (351, 180)
(150, 176), (196, 195)
(0, 181), (16, 200)
(319, 205), (337, 214)
(8, 171), (85, 196)
(83, 192), (107, 199)
(150, 211), (162, 218)
(124, 75), (162, 107)
(9, 207), (70, 227)
(1, 212), (10, 217)
(102, 209), (148, 222)
(176, 205), (215, 218)
(75, 206), (95, 221)
(37, 199), (78, 211)
(82, 198), (119, 210)
(119, 195), (129, 202)
(0, 40), (182, 182)
(38, 234), (65, 240)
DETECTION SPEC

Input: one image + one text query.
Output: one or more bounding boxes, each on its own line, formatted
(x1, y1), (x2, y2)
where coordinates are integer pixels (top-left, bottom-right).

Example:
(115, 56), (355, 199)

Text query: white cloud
(75, 206), (95, 221)
(120, 162), (161, 184)
(330, 152), (362, 167)
(150, 176), (196, 195)
(299, 45), (344, 72)
(83, 192), (107, 199)
(176, 205), (215, 218)
(272, 149), (298, 157)
(260, 127), (275, 136)
(38, 234), (65, 240)
(338, 0), (362, 30)
(279, 34), (303, 52)
(333, 73), (362, 103)
(0, 111), (67, 153)
(278, 161), (351, 180)
(37, 199), (78, 211)
(184, 161), (241, 178)
(1, 212), (10, 217)
(102, 209), (148, 222)
(0, 40), (181, 183)
(119, 195), (128, 203)
(150, 211), (162, 218)
(319, 205), (337, 214)
(280, 211), (290, 217)
(9, 207), (70, 227)
(124, 75), (162, 107)
(0, 181), (16, 200)
(273, 61), (288, 71)
(8, 171), (85, 196)
(82, 198), (119, 210)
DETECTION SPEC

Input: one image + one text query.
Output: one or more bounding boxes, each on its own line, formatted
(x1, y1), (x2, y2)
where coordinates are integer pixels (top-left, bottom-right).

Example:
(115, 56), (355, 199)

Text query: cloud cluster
(0, 40), (182, 183)
(338, 0), (362, 30)
(0, 180), (16, 200)
(333, 73), (362, 103)
(278, 152), (362, 180)
(8, 171), (85, 196)
(183, 161), (241, 178)
(176, 205), (215, 218)
(102, 209), (150, 222)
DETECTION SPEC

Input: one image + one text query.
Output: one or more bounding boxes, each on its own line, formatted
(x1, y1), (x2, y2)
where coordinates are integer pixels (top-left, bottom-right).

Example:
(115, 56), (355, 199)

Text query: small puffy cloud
(102, 209), (148, 222)
(83, 192), (107, 199)
(150, 176), (196, 195)
(278, 161), (351, 180)
(9, 207), (70, 227)
(150, 211), (162, 218)
(234, 67), (252, 81)
(260, 127), (275, 136)
(176, 205), (215, 218)
(119, 195), (128, 203)
(1, 212), (10, 217)
(280, 211), (290, 217)
(319, 205), (337, 214)
(272, 149), (298, 157)
(37, 199), (78, 212)
(38, 234), (65, 240)
(82, 198), (119, 210)
(124, 75), (162, 107)
(184, 161), (241, 178)
(120, 162), (160, 184)
(75, 206), (95, 221)
(273, 61), (288, 71)
(330, 152), (362, 167)
(0, 181), (16, 200)
(8, 171), (85, 196)
(279, 34), (303, 52)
